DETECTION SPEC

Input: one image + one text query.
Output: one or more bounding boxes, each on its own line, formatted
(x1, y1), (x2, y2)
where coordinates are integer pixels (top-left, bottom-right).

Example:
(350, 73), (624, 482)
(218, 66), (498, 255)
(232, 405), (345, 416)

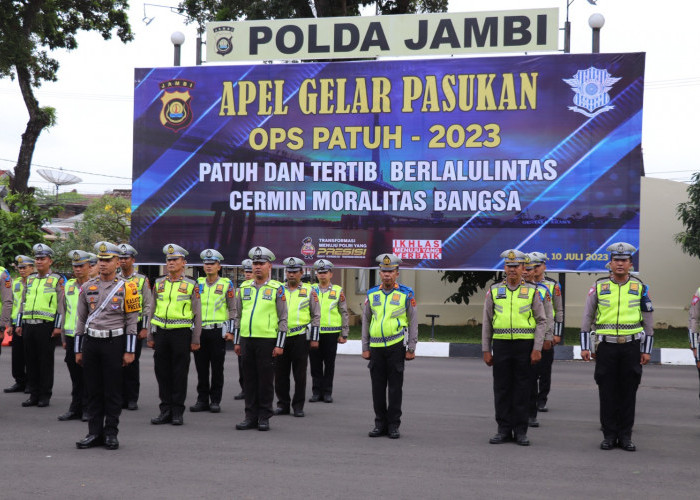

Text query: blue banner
(132, 53), (645, 270)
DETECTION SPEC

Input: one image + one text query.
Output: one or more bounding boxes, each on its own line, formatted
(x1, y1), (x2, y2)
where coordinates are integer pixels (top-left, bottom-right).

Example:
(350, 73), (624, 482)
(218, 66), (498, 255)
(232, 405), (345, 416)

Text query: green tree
(441, 270), (500, 306)
(0, 1), (133, 195)
(675, 171), (700, 259)
(0, 192), (59, 266)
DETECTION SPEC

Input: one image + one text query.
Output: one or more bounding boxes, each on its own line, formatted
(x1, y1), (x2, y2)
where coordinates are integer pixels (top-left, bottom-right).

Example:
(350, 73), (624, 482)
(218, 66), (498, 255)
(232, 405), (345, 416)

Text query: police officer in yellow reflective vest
(232, 258), (254, 401)
(274, 257), (320, 417)
(309, 259), (348, 403)
(232, 246), (287, 432)
(361, 253), (418, 440)
(4, 255), (33, 394)
(191, 248), (236, 414)
(581, 242), (654, 452)
(118, 243), (152, 411)
(148, 244), (202, 426)
(57, 250), (93, 421)
(16, 243), (65, 407)
(0, 263), (12, 346)
(482, 249), (546, 446)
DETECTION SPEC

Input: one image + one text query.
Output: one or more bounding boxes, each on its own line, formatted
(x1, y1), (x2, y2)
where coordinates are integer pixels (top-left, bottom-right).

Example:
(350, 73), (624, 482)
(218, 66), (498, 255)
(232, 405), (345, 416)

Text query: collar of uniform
(203, 276), (220, 286)
(122, 272), (136, 280)
(166, 274), (185, 282)
(252, 278), (271, 288)
(36, 270), (53, 279)
(317, 284), (333, 292)
(610, 275), (631, 286)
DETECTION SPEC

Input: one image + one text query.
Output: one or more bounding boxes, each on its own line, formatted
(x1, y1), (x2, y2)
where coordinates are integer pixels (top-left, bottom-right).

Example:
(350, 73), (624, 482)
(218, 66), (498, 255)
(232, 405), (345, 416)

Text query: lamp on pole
(588, 13), (605, 53)
(563, 0), (600, 53)
(171, 31), (185, 66)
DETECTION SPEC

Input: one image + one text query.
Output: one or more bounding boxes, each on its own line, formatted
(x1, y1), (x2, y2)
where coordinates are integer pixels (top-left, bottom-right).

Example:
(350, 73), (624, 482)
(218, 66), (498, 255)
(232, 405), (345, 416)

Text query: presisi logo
(159, 79), (195, 133)
(213, 26), (234, 56)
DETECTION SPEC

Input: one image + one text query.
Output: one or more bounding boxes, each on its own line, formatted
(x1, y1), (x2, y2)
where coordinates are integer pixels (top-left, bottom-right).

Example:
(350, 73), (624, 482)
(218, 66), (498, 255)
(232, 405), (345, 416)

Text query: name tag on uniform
(496, 287), (506, 299)
(518, 287), (529, 297)
(372, 294), (381, 306)
(243, 288), (251, 300)
(628, 282), (639, 295)
(215, 284), (224, 295)
(390, 293), (401, 305)
(263, 288), (273, 300)
(600, 283), (611, 295)
(178, 282), (189, 293)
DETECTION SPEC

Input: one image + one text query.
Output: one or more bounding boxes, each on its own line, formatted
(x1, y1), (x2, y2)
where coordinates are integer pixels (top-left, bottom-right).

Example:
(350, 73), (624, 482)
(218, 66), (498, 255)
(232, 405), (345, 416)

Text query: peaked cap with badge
(283, 257), (304, 270)
(313, 259), (334, 272)
(528, 252), (548, 264)
(87, 253), (98, 265)
(15, 254), (35, 267)
(376, 253), (401, 270)
(241, 259), (253, 271)
(32, 243), (54, 258)
(94, 241), (122, 259)
(68, 249), (92, 266)
(500, 249), (527, 265)
(200, 248), (224, 263)
(607, 242), (636, 259)
(163, 243), (189, 259)
(249, 246), (275, 262)
(119, 244), (138, 257)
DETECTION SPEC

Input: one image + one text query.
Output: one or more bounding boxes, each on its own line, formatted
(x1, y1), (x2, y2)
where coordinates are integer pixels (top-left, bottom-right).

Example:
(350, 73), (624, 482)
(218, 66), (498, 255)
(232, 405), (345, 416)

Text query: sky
(0, 0), (698, 194)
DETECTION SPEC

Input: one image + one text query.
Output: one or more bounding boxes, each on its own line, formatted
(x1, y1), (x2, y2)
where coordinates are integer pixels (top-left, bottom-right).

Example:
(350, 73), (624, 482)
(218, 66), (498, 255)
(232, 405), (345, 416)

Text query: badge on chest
(390, 293), (401, 305)
(600, 283), (611, 295)
(263, 288), (274, 300)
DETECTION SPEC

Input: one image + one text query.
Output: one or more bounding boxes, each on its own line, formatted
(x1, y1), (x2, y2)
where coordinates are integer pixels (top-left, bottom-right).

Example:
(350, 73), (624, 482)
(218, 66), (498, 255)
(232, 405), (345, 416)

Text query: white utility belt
(87, 328), (124, 338)
(202, 323), (225, 330)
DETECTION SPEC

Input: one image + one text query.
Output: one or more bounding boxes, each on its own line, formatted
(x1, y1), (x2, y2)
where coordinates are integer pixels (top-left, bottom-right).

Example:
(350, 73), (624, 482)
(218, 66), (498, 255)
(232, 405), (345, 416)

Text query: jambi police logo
(159, 79), (195, 132)
(563, 67), (621, 118)
(213, 26), (235, 56)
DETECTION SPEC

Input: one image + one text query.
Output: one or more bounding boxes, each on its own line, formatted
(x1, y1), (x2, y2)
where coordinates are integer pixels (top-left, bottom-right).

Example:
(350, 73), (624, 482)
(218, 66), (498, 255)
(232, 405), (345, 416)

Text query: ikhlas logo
(563, 67), (621, 118)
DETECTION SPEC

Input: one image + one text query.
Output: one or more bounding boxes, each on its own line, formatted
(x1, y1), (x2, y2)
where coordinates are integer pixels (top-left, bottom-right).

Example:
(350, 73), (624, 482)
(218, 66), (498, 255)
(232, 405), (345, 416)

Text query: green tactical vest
(123, 273), (146, 320)
(367, 284), (412, 348)
(151, 277), (196, 329)
(285, 283), (313, 336)
(23, 273), (62, 321)
(63, 278), (81, 336)
(197, 276), (232, 325)
(314, 284), (342, 334)
(595, 277), (645, 336)
(239, 279), (283, 339)
(12, 281), (24, 325)
(491, 281), (537, 340)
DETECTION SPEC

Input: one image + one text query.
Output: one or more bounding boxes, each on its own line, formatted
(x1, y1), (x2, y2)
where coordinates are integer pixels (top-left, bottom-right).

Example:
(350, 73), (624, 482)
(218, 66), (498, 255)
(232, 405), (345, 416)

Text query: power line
(0, 158), (132, 180)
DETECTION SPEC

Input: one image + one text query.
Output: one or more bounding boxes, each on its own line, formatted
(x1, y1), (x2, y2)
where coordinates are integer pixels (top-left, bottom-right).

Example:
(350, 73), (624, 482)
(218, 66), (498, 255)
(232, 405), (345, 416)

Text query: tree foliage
(441, 270), (501, 306)
(675, 172), (700, 259)
(0, 192), (59, 267)
(0, 0), (133, 195)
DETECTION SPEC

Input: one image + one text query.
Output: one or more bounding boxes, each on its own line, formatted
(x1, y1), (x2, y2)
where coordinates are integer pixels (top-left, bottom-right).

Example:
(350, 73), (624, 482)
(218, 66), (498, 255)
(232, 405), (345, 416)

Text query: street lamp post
(171, 31), (185, 66)
(588, 13), (605, 53)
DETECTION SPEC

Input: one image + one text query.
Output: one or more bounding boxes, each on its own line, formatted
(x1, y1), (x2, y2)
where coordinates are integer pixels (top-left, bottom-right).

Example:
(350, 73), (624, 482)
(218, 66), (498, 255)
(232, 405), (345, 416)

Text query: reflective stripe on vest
(491, 282), (537, 340)
(239, 280), (282, 339)
(198, 277), (231, 326)
(595, 279), (644, 336)
(285, 283), (312, 336)
(151, 278), (195, 329)
(23, 274), (61, 321)
(315, 284), (342, 333)
(367, 286), (411, 348)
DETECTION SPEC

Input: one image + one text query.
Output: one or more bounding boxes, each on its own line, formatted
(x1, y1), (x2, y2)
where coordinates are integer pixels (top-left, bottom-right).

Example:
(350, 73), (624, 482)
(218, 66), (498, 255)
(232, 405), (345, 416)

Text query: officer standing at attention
(273, 257), (320, 418)
(191, 249), (235, 413)
(74, 241), (139, 450)
(4, 255), (34, 394)
(232, 246), (287, 431)
(361, 253), (417, 439)
(87, 254), (99, 279)
(232, 259), (254, 401)
(309, 259), (348, 403)
(0, 262), (12, 345)
(118, 244), (152, 411)
(16, 243), (65, 408)
(482, 249), (546, 446)
(688, 286), (700, 401)
(148, 244), (201, 426)
(580, 242), (654, 452)
(57, 250), (92, 421)
(528, 252), (564, 413)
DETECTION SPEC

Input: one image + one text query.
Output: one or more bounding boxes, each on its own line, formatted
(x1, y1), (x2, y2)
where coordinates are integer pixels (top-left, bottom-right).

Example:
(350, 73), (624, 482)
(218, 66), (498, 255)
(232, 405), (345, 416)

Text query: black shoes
(489, 433), (513, 444)
(618, 439), (636, 452)
(274, 407), (290, 415)
(236, 419), (258, 430)
(309, 394), (321, 403)
(209, 402), (221, 413)
(81, 413), (89, 422)
(37, 399), (50, 408)
(22, 398), (38, 407)
(528, 417), (540, 428)
(388, 428), (400, 439)
(126, 401), (138, 411)
(4, 383), (25, 393)
(151, 411), (173, 425)
(323, 394), (333, 403)
(104, 435), (119, 450)
(258, 418), (270, 431)
(537, 403), (548, 412)
(189, 401), (210, 412)
(293, 409), (305, 417)
(515, 434), (530, 446)
(600, 439), (616, 450)
(234, 392), (245, 400)
(171, 412), (184, 425)
(58, 410), (80, 421)
(368, 427), (388, 438)
(76, 434), (104, 449)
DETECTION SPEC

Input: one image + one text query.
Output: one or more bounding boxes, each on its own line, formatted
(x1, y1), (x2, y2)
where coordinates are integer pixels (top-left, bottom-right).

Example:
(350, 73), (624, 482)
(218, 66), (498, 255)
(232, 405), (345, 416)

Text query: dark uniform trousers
(83, 334), (125, 437)
(274, 334), (309, 412)
(493, 339), (533, 436)
(369, 342), (405, 431)
(64, 336), (86, 413)
(193, 327), (226, 404)
(594, 340), (643, 441)
(237, 355), (245, 393)
(122, 320), (144, 405)
(153, 327), (192, 415)
(529, 346), (554, 418)
(309, 332), (339, 397)
(11, 329), (27, 387)
(23, 321), (56, 401)
(241, 337), (276, 421)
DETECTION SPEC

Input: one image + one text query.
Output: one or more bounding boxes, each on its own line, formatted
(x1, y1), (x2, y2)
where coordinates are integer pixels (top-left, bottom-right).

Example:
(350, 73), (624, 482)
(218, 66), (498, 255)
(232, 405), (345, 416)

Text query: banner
(132, 53), (645, 271)
(206, 9), (559, 62)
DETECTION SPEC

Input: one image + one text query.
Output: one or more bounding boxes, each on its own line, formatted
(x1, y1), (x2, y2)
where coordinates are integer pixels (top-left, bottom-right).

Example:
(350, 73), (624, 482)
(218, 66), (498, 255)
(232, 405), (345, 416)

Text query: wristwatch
(407, 347), (415, 354)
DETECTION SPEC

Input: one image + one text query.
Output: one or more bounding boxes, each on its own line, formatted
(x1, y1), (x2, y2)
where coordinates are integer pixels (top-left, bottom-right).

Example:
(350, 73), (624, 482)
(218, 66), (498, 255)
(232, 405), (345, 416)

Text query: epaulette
(629, 275), (645, 285)
(367, 284), (382, 294)
(544, 276), (558, 284)
(267, 279), (284, 289)
(596, 276), (611, 283)
(181, 276), (197, 286)
(397, 284), (415, 295)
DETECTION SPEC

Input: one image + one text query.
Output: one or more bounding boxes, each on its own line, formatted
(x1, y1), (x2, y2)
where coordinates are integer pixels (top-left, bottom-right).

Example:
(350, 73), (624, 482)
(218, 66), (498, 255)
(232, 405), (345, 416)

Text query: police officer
(148, 244), (202, 426)
(87, 253), (99, 279)
(118, 243), (152, 411)
(57, 250), (92, 421)
(16, 243), (65, 407)
(191, 249), (235, 413)
(232, 259), (254, 401)
(0, 261), (12, 346)
(74, 242), (139, 450)
(362, 253), (417, 439)
(580, 242), (654, 452)
(482, 250), (546, 446)
(232, 246), (287, 431)
(528, 252), (564, 413)
(688, 286), (700, 400)
(274, 257), (320, 417)
(309, 259), (348, 403)
(4, 255), (33, 394)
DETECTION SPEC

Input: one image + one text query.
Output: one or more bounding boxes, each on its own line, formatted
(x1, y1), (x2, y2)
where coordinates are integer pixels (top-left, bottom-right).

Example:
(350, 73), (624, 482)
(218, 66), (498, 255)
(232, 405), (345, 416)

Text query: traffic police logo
(167, 245), (175, 254)
(253, 247), (263, 260)
(507, 251), (516, 261)
(301, 237), (315, 259)
(563, 67), (621, 118)
(72, 251), (81, 261)
(205, 250), (213, 258)
(159, 79), (195, 133)
(382, 255), (391, 266)
(213, 26), (235, 56)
